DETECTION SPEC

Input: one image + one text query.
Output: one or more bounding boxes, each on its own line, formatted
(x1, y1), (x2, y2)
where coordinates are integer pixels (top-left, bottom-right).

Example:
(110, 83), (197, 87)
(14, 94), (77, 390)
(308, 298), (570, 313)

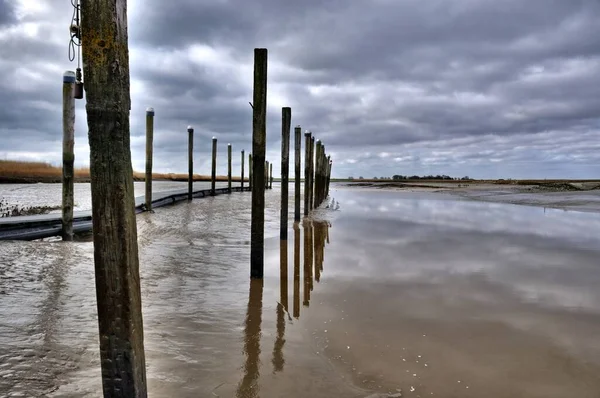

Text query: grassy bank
(0, 160), (246, 184)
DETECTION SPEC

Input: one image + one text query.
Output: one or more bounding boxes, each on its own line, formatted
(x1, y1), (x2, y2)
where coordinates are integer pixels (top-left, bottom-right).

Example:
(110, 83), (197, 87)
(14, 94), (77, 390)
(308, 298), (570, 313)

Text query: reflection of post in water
(314, 221), (322, 282)
(272, 240), (288, 372)
(293, 223), (300, 318)
(303, 219), (313, 306)
(237, 279), (264, 398)
(313, 221), (330, 281)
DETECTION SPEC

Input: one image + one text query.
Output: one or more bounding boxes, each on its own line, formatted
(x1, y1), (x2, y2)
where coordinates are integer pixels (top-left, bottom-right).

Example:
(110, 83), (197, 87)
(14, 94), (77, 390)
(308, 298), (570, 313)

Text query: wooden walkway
(0, 186), (250, 241)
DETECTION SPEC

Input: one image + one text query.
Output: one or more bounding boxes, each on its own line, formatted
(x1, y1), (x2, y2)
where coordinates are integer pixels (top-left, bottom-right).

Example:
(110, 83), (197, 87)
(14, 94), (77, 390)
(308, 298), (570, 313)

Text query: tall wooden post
(144, 107), (154, 212)
(249, 153), (253, 192)
(321, 146), (326, 206)
(294, 126), (301, 222)
(62, 71), (76, 241)
(265, 161), (269, 189)
(303, 131), (311, 216)
(80, 0), (147, 395)
(188, 126), (194, 201)
(315, 140), (321, 207)
(309, 136), (315, 210)
(251, 48), (267, 279)
(241, 150), (245, 190)
(327, 157), (332, 197)
(280, 107), (291, 240)
(211, 137), (217, 196)
(270, 162), (273, 189)
(227, 143), (232, 193)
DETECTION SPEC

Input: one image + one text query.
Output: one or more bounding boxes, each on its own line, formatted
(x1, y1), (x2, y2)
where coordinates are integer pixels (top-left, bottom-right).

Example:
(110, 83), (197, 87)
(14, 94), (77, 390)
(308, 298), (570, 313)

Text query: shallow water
(0, 181), (232, 214)
(1, 185), (599, 397)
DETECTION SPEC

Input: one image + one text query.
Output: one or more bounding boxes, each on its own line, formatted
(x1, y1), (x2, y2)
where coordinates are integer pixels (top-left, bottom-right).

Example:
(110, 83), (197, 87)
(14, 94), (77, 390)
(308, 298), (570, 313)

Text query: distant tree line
(347, 175), (473, 180)
(391, 174), (471, 180)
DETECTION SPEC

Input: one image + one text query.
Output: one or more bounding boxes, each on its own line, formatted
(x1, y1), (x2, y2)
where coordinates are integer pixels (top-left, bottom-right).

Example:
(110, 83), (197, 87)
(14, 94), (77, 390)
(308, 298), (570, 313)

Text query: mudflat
(1, 185), (599, 397)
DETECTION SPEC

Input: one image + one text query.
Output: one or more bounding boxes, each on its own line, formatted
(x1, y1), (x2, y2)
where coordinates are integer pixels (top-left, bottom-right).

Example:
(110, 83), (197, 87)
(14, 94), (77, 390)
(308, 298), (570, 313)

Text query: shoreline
(0, 175), (246, 184)
(342, 181), (600, 213)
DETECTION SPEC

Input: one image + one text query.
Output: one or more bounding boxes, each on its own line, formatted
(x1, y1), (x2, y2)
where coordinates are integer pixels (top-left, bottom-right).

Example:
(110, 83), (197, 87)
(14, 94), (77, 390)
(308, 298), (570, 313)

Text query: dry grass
(0, 160), (244, 183)
(0, 160), (68, 178)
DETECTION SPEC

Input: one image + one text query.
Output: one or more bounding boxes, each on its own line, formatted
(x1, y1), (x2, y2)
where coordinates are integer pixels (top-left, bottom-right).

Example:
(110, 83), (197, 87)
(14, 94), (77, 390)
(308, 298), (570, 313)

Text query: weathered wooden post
(320, 145), (326, 206)
(313, 140), (321, 209)
(327, 157), (332, 197)
(62, 71), (76, 241)
(293, 222), (300, 318)
(294, 126), (301, 221)
(280, 107), (291, 240)
(321, 146), (326, 205)
(251, 48), (267, 279)
(249, 153), (253, 192)
(303, 131), (311, 216)
(80, 0), (147, 394)
(270, 162), (273, 189)
(264, 161), (269, 189)
(144, 107), (154, 212)
(188, 126), (194, 201)
(241, 150), (245, 190)
(265, 161), (269, 189)
(211, 137), (217, 196)
(227, 143), (232, 193)
(309, 136), (315, 210)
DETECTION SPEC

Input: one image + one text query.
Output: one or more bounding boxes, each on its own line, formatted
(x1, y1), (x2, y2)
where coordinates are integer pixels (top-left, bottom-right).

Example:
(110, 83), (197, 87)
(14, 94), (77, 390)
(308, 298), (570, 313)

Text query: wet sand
(344, 181), (600, 213)
(1, 185), (600, 397)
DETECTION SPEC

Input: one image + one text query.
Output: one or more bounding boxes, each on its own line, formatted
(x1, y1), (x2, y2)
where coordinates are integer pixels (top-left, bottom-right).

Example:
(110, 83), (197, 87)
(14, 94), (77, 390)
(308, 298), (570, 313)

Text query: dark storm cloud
(0, 0), (16, 25)
(1, 0), (599, 178)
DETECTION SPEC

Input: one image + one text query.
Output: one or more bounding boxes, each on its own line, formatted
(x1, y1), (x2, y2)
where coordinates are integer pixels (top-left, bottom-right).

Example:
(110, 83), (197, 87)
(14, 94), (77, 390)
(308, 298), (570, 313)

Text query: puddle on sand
(299, 188), (600, 398)
(1, 185), (600, 397)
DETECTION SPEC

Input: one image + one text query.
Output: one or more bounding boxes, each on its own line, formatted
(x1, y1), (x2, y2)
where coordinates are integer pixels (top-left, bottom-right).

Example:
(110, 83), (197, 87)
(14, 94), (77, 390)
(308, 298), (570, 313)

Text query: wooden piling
(309, 136), (315, 210)
(188, 126), (194, 201)
(303, 131), (311, 216)
(315, 140), (321, 207)
(251, 48), (267, 279)
(294, 126), (301, 222)
(280, 107), (291, 240)
(270, 162), (273, 189)
(320, 145), (326, 206)
(265, 161), (269, 189)
(61, 71), (76, 241)
(211, 137), (217, 196)
(327, 157), (332, 197)
(80, 0), (147, 394)
(227, 143), (232, 193)
(249, 153), (253, 192)
(144, 107), (154, 212)
(241, 150), (245, 190)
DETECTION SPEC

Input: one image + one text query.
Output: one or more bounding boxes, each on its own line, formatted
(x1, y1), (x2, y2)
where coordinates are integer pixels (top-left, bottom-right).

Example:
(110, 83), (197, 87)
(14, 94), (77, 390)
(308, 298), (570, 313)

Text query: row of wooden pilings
(60, 91), (278, 239)
(250, 48), (333, 280)
(63, 10), (332, 394)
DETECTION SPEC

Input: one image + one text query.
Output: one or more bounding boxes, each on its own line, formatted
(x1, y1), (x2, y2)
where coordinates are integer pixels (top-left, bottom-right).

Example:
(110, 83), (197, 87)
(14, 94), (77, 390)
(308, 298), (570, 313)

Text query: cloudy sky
(1, 0), (599, 179)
